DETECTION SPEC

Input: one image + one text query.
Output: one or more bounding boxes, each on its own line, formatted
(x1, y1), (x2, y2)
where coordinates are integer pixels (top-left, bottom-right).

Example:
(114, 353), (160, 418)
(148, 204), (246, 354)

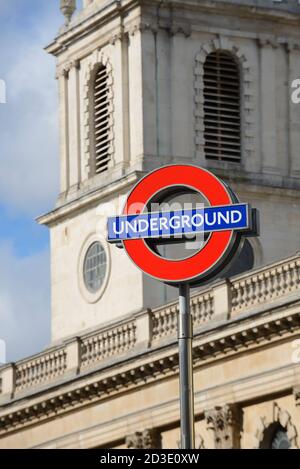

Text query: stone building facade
(0, 0), (300, 449)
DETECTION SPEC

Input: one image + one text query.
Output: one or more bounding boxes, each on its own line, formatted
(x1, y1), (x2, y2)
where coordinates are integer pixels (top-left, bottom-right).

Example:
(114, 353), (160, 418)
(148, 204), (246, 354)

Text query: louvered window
(93, 65), (110, 174)
(203, 51), (241, 162)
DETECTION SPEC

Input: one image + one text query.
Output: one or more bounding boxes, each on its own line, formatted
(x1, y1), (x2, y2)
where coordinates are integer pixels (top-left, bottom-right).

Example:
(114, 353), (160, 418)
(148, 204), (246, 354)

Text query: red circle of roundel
(123, 165), (234, 283)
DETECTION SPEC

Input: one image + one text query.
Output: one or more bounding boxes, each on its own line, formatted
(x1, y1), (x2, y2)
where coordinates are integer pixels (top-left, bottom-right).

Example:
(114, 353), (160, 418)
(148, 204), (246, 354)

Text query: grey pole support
(178, 283), (195, 449)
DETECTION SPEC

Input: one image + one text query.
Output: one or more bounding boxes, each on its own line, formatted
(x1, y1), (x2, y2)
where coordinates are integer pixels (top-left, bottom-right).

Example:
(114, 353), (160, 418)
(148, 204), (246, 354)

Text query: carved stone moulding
(126, 429), (162, 449)
(205, 404), (243, 449)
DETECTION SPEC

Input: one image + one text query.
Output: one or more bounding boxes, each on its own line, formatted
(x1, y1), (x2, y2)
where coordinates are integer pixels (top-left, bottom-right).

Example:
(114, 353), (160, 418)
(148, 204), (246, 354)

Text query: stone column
(170, 24), (192, 162)
(126, 429), (162, 449)
(258, 38), (278, 174)
(127, 26), (145, 171)
(156, 28), (172, 162)
(110, 31), (130, 175)
(205, 404), (243, 449)
(57, 67), (70, 196)
(68, 60), (81, 192)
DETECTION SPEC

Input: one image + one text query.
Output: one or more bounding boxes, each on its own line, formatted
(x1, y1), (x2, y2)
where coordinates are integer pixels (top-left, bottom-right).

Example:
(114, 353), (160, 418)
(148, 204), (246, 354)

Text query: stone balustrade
(15, 348), (67, 392)
(0, 253), (299, 402)
(81, 320), (137, 369)
(231, 256), (300, 314)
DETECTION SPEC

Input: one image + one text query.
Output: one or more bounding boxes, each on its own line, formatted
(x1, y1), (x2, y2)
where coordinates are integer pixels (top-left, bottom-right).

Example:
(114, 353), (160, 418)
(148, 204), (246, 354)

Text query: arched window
(203, 50), (241, 162)
(271, 428), (291, 450)
(92, 65), (111, 174)
(260, 423), (291, 450)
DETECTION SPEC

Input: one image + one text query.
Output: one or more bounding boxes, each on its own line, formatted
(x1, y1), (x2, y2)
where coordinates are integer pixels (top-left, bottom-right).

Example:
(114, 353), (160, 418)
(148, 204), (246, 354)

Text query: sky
(0, 0), (77, 361)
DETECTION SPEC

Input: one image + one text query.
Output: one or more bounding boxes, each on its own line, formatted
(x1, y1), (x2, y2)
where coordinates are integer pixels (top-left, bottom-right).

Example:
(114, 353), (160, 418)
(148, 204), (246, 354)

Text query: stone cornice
(46, 0), (138, 56)
(37, 170), (142, 227)
(46, 0), (300, 58)
(33, 361), (300, 449)
(38, 167), (300, 227)
(1, 299), (300, 436)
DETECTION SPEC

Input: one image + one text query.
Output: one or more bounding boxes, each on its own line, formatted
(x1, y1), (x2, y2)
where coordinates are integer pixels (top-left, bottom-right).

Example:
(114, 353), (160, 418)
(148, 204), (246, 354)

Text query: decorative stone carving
(60, 0), (76, 25)
(205, 404), (243, 449)
(109, 31), (127, 46)
(126, 18), (191, 38)
(254, 402), (298, 449)
(127, 20), (158, 37)
(169, 23), (191, 38)
(56, 59), (80, 79)
(194, 36), (254, 163)
(285, 41), (300, 53)
(258, 36), (278, 49)
(126, 429), (161, 449)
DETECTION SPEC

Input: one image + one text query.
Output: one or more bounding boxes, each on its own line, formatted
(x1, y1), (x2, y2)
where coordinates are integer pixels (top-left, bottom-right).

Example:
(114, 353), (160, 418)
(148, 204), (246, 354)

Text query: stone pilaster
(68, 60), (82, 191)
(170, 28), (191, 161)
(287, 42), (300, 177)
(110, 31), (130, 174)
(258, 37), (278, 174)
(56, 65), (70, 196)
(294, 386), (300, 406)
(205, 404), (243, 449)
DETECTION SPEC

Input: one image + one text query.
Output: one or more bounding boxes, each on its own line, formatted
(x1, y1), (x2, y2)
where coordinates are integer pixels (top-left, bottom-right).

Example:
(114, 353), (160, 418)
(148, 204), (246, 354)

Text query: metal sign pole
(178, 283), (195, 449)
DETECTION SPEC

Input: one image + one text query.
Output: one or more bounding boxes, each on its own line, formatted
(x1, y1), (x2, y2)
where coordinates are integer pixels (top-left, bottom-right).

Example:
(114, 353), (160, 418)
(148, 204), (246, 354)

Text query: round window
(83, 242), (107, 293)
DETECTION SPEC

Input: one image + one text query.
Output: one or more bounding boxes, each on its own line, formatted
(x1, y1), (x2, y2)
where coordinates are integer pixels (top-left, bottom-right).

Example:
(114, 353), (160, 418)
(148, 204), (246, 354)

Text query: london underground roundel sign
(107, 165), (259, 286)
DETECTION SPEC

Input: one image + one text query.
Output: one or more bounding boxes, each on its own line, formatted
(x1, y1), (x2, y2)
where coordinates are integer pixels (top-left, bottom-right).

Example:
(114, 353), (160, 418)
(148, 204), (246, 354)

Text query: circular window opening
(83, 242), (107, 293)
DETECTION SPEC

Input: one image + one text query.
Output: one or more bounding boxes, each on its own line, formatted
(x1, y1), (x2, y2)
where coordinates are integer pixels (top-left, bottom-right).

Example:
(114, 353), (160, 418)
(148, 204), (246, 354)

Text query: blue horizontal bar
(107, 203), (250, 243)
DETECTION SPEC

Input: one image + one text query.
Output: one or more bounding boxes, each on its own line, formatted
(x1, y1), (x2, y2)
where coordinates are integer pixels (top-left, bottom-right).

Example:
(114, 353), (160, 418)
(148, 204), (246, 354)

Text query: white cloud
(0, 241), (50, 362)
(0, 2), (60, 361)
(0, 3), (60, 216)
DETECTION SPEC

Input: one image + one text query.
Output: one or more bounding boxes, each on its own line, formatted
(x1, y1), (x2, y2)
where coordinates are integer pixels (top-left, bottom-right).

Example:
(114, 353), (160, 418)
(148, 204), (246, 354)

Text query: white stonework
(1, 0), (300, 449)
(0, 253), (300, 448)
(37, 0), (300, 340)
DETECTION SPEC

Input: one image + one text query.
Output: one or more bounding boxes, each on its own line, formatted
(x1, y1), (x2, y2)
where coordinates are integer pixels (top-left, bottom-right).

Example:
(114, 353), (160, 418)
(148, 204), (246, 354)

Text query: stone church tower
(1, 0), (300, 449)
(39, 0), (300, 343)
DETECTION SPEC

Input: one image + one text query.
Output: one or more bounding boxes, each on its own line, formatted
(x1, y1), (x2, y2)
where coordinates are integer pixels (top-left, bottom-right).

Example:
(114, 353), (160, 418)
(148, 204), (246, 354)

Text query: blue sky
(0, 1), (76, 361)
